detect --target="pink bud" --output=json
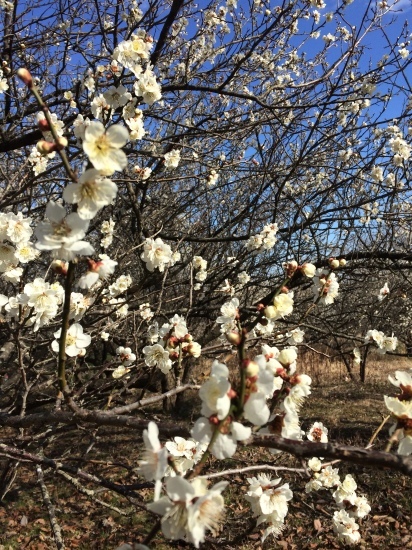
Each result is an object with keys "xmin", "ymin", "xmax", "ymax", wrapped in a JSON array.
[
  {"xmin": 38, "ymin": 119, "xmax": 50, "ymax": 132},
  {"xmin": 16, "ymin": 68, "xmax": 33, "ymax": 88}
]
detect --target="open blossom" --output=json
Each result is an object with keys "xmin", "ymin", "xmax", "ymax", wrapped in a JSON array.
[
  {"xmin": 193, "ymin": 255, "xmax": 207, "ymax": 271},
  {"xmin": 143, "ymin": 343, "xmax": 172, "ymax": 373},
  {"xmin": 313, "ymin": 269, "xmax": 339, "ymax": 304},
  {"xmin": 69, "ymin": 292, "xmax": 93, "ymax": 321},
  {"xmin": 113, "ymin": 34, "xmax": 153, "ymax": 74},
  {"xmin": 148, "ymin": 476, "xmax": 228, "ymax": 548},
  {"xmin": 52, "ymin": 323, "xmax": 91, "ymax": 357},
  {"xmin": 136, "ymin": 422, "xmax": 168, "ymax": 500},
  {"xmin": 333, "ymin": 474, "xmax": 357, "ymax": 505},
  {"xmin": 216, "ymin": 297, "xmax": 239, "ymax": 333},
  {"xmin": 0, "ymin": 243, "xmax": 17, "ymax": 272},
  {"xmin": 83, "ymin": 121, "xmax": 129, "ymax": 175},
  {"xmin": 164, "ymin": 149, "xmax": 181, "ymax": 169},
  {"xmin": 245, "ymin": 223, "xmax": 278, "ymax": 253},
  {"xmin": 378, "ymin": 282, "xmax": 389, "ymax": 301},
  {"xmin": 35, "ymin": 201, "xmax": 94, "ymax": 260},
  {"xmin": 63, "ymin": 169, "xmax": 118, "ymax": 220},
  {"xmin": 307, "ymin": 421, "xmax": 328, "ymax": 442},
  {"xmin": 0, "ymin": 211, "xmax": 33, "ymax": 243},
  {"xmin": 191, "ymin": 416, "xmax": 251, "ymax": 459},
  {"xmin": 116, "ymin": 346, "xmax": 136, "ymax": 366},
  {"xmin": 287, "ymin": 328, "xmax": 305, "ymax": 345},
  {"xmin": 199, "ymin": 361, "xmax": 231, "ymax": 419},
  {"xmin": 245, "ymin": 475, "xmax": 292, "ymax": 542},
  {"xmin": 365, "ymin": 329, "xmax": 397, "ymax": 354},
  {"xmin": 17, "ymin": 277, "xmax": 64, "ymax": 331},
  {"xmin": 332, "ymin": 509, "xmax": 361, "ymax": 545},
  {"xmin": 106, "ymin": 274, "xmax": 132, "ymax": 296},
  {"xmin": 384, "ymin": 369, "xmax": 412, "ymax": 455},
  {"xmin": 141, "ymin": 237, "xmax": 175, "ymax": 272},
  {"xmin": 78, "ymin": 254, "xmax": 118, "ymax": 289},
  {"xmin": 103, "ymin": 84, "xmax": 132, "ymax": 109},
  {"xmin": 134, "ymin": 67, "xmax": 162, "ymax": 105}
]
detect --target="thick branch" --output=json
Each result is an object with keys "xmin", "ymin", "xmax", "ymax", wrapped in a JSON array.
[{"xmin": 249, "ymin": 435, "xmax": 412, "ymax": 477}]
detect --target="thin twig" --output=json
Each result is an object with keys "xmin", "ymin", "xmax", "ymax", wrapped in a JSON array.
[{"xmin": 36, "ymin": 465, "xmax": 65, "ymax": 550}]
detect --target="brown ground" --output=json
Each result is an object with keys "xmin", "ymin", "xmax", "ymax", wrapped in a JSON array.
[{"xmin": 0, "ymin": 352, "xmax": 411, "ymax": 549}]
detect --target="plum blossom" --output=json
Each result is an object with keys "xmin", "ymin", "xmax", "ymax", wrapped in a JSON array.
[
  {"xmin": 83, "ymin": 121, "xmax": 129, "ymax": 175},
  {"xmin": 141, "ymin": 237, "xmax": 178, "ymax": 272},
  {"xmin": 78, "ymin": 254, "xmax": 118, "ymax": 289},
  {"xmin": 216, "ymin": 297, "xmax": 239, "ymax": 333},
  {"xmin": 307, "ymin": 421, "xmax": 328, "ymax": 442},
  {"xmin": 245, "ymin": 475, "xmax": 293, "ymax": 542},
  {"xmin": 134, "ymin": 67, "xmax": 162, "ymax": 105},
  {"xmin": 35, "ymin": 202, "xmax": 94, "ymax": 260},
  {"xmin": 191, "ymin": 416, "xmax": 251, "ymax": 459},
  {"xmin": 245, "ymin": 223, "xmax": 278, "ymax": 253},
  {"xmin": 147, "ymin": 476, "xmax": 227, "ymax": 548},
  {"xmin": 287, "ymin": 328, "xmax": 305, "ymax": 345},
  {"xmin": 199, "ymin": 361, "xmax": 231, "ymax": 420},
  {"xmin": 164, "ymin": 149, "xmax": 181, "ymax": 169},
  {"xmin": 378, "ymin": 282, "xmax": 389, "ymax": 301},
  {"xmin": 143, "ymin": 343, "xmax": 172, "ymax": 373},
  {"xmin": 63, "ymin": 169, "xmax": 118, "ymax": 220},
  {"xmin": 264, "ymin": 292, "xmax": 294, "ymax": 320},
  {"xmin": 52, "ymin": 323, "xmax": 91, "ymax": 357},
  {"xmin": 17, "ymin": 278, "xmax": 64, "ymax": 331},
  {"xmin": 103, "ymin": 84, "xmax": 132, "ymax": 109},
  {"xmin": 116, "ymin": 346, "xmax": 136, "ymax": 366},
  {"xmin": 313, "ymin": 269, "xmax": 339, "ymax": 304},
  {"xmin": 136, "ymin": 422, "xmax": 168, "ymax": 500},
  {"xmin": 332, "ymin": 510, "xmax": 361, "ymax": 545}
]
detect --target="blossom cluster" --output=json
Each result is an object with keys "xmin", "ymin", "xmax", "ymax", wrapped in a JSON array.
[
  {"xmin": 245, "ymin": 474, "xmax": 293, "ymax": 542},
  {"xmin": 193, "ymin": 255, "xmax": 207, "ymax": 290},
  {"xmin": 245, "ymin": 223, "xmax": 279, "ymax": 253},
  {"xmin": 312, "ymin": 268, "xmax": 340, "ymax": 305},
  {"xmin": 365, "ymin": 329, "xmax": 398, "ymax": 354},
  {"xmin": 141, "ymin": 237, "xmax": 180, "ymax": 272},
  {"xmin": 305, "ymin": 445, "xmax": 371, "ymax": 546},
  {"xmin": 143, "ymin": 314, "xmax": 201, "ymax": 374},
  {"xmin": 0, "ymin": 211, "xmax": 37, "ymax": 283},
  {"xmin": 136, "ymin": 423, "xmax": 222, "ymax": 547}
]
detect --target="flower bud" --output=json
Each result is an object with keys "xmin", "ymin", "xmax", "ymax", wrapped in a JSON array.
[
  {"xmin": 283, "ymin": 260, "xmax": 298, "ymax": 277},
  {"xmin": 55, "ymin": 137, "xmax": 68, "ymax": 150},
  {"xmin": 167, "ymin": 336, "xmax": 179, "ymax": 349},
  {"xmin": 17, "ymin": 68, "xmax": 33, "ymax": 88},
  {"xmin": 37, "ymin": 118, "xmax": 50, "ymax": 132},
  {"xmin": 339, "ymin": 258, "xmax": 347, "ymax": 267},
  {"xmin": 277, "ymin": 348, "xmax": 297, "ymax": 367},
  {"xmin": 36, "ymin": 140, "xmax": 57, "ymax": 154},
  {"xmin": 226, "ymin": 330, "xmax": 242, "ymax": 346},
  {"xmin": 329, "ymin": 258, "xmax": 340, "ymax": 269},
  {"xmin": 245, "ymin": 360, "xmax": 259, "ymax": 378},
  {"xmin": 300, "ymin": 262, "xmax": 316, "ymax": 278},
  {"xmin": 51, "ymin": 260, "xmax": 68, "ymax": 275},
  {"xmin": 264, "ymin": 305, "xmax": 276, "ymax": 319}
]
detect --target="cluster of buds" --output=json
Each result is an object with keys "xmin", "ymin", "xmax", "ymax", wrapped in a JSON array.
[
  {"xmin": 164, "ymin": 332, "xmax": 201, "ymax": 361},
  {"xmin": 329, "ymin": 258, "xmax": 347, "ymax": 269},
  {"xmin": 282, "ymin": 260, "xmax": 317, "ymax": 278}
]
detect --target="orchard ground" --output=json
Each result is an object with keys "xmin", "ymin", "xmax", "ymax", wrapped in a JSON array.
[{"xmin": 0, "ymin": 353, "xmax": 411, "ymax": 550}]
